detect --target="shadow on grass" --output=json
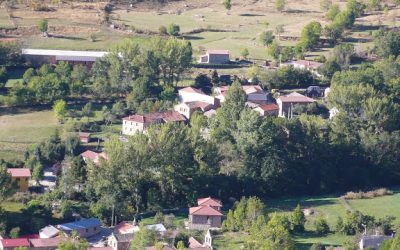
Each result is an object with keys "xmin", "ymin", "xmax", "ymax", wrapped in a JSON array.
[
  {"xmin": 352, "ymin": 24, "xmax": 384, "ymax": 32},
  {"xmin": 239, "ymin": 13, "xmax": 265, "ymax": 17},
  {"xmin": 343, "ymin": 37, "xmax": 371, "ymax": 43},
  {"xmin": 182, "ymin": 35, "xmax": 205, "ymax": 40},
  {"xmin": 50, "ymin": 34, "xmax": 87, "ymax": 41},
  {"xmin": 267, "ymin": 195, "xmax": 339, "ymax": 212}
]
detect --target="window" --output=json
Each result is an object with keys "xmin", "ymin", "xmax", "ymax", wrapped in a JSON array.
[{"xmin": 86, "ymin": 229, "xmax": 89, "ymax": 233}]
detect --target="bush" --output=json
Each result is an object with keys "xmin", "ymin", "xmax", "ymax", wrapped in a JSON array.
[
  {"xmin": 9, "ymin": 227, "xmax": 20, "ymax": 238},
  {"xmin": 0, "ymin": 67, "xmax": 8, "ymax": 88},
  {"xmin": 342, "ymin": 188, "xmax": 393, "ymax": 200},
  {"xmin": 159, "ymin": 25, "xmax": 168, "ymax": 35},
  {"xmin": 314, "ymin": 217, "xmax": 330, "ymax": 235},
  {"xmin": 168, "ymin": 24, "xmax": 180, "ymax": 36}
]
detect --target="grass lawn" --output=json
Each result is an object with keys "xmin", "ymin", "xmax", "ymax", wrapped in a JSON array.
[
  {"xmin": 1, "ymin": 201, "xmax": 25, "ymax": 213},
  {"xmin": 0, "ymin": 108, "xmax": 60, "ymax": 161},
  {"xmin": 347, "ymin": 192, "xmax": 400, "ymax": 225},
  {"xmin": 213, "ymin": 232, "xmax": 248, "ymax": 250}
]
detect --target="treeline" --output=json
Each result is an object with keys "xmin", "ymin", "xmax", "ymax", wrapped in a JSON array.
[{"xmin": 1, "ymin": 37, "xmax": 192, "ymax": 110}]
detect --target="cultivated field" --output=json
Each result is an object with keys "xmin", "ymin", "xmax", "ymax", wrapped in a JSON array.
[{"xmin": 1, "ymin": 0, "xmax": 397, "ymax": 60}]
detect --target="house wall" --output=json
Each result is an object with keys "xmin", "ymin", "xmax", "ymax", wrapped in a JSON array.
[
  {"xmin": 12, "ymin": 177, "xmax": 29, "ymax": 192},
  {"xmin": 208, "ymin": 54, "xmax": 229, "ymax": 64},
  {"xmin": 23, "ymin": 54, "xmax": 55, "ymax": 66},
  {"xmin": 122, "ymin": 120, "xmax": 145, "ymax": 135},
  {"xmin": 174, "ymin": 104, "xmax": 192, "ymax": 119},
  {"xmin": 247, "ymin": 93, "xmax": 268, "ymax": 102},
  {"xmin": 31, "ymin": 245, "xmax": 58, "ymax": 250},
  {"xmin": 278, "ymin": 101, "xmax": 311, "ymax": 118},
  {"xmin": 190, "ymin": 215, "xmax": 222, "ymax": 228},
  {"xmin": 64, "ymin": 225, "xmax": 100, "ymax": 238}
]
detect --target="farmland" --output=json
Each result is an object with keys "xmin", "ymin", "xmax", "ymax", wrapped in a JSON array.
[{"xmin": 1, "ymin": 0, "xmax": 397, "ymax": 59}]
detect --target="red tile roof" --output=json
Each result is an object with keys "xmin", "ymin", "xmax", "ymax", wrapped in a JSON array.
[
  {"xmin": 79, "ymin": 132, "xmax": 91, "ymax": 138},
  {"xmin": 123, "ymin": 111, "xmax": 186, "ymax": 124},
  {"xmin": 114, "ymin": 221, "xmax": 134, "ymax": 234},
  {"xmin": 278, "ymin": 92, "xmax": 315, "ymax": 103},
  {"xmin": 207, "ymin": 50, "xmax": 230, "ymax": 55},
  {"xmin": 29, "ymin": 238, "xmax": 60, "ymax": 247},
  {"xmin": 258, "ymin": 103, "xmax": 279, "ymax": 111},
  {"xmin": 0, "ymin": 238, "xmax": 30, "ymax": 247},
  {"xmin": 179, "ymin": 87, "xmax": 205, "ymax": 94},
  {"xmin": 7, "ymin": 168, "xmax": 31, "ymax": 178},
  {"xmin": 189, "ymin": 206, "xmax": 223, "ymax": 216},
  {"xmin": 197, "ymin": 197, "xmax": 222, "ymax": 207},
  {"xmin": 80, "ymin": 150, "xmax": 99, "ymax": 161}
]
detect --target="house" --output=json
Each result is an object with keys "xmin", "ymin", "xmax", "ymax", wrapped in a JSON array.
[
  {"xmin": 199, "ymin": 50, "xmax": 230, "ymax": 64},
  {"xmin": 281, "ymin": 60, "xmax": 323, "ymax": 76},
  {"xmin": 0, "ymin": 238, "xmax": 30, "ymax": 250},
  {"xmin": 80, "ymin": 150, "xmax": 107, "ymax": 165},
  {"xmin": 253, "ymin": 103, "xmax": 279, "ymax": 117},
  {"xmin": 57, "ymin": 218, "xmax": 101, "ymax": 238},
  {"xmin": 188, "ymin": 197, "xmax": 223, "ymax": 230},
  {"xmin": 305, "ymin": 86, "xmax": 323, "ymax": 98},
  {"xmin": 39, "ymin": 225, "xmax": 60, "ymax": 238},
  {"xmin": 214, "ymin": 85, "xmax": 270, "ymax": 104},
  {"xmin": 359, "ymin": 235, "xmax": 392, "ymax": 249},
  {"xmin": 22, "ymin": 49, "xmax": 107, "ymax": 68},
  {"xmin": 30, "ymin": 238, "xmax": 61, "ymax": 250},
  {"xmin": 175, "ymin": 87, "xmax": 219, "ymax": 119},
  {"xmin": 7, "ymin": 168, "xmax": 31, "ymax": 192},
  {"xmin": 122, "ymin": 111, "xmax": 186, "ymax": 135},
  {"xmin": 79, "ymin": 132, "xmax": 91, "ymax": 143},
  {"xmin": 178, "ymin": 87, "xmax": 216, "ymax": 105},
  {"xmin": 107, "ymin": 233, "xmax": 134, "ymax": 250},
  {"xmin": 174, "ymin": 102, "xmax": 215, "ymax": 119},
  {"xmin": 276, "ymin": 92, "xmax": 315, "ymax": 118},
  {"xmin": 113, "ymin": 221, "xmax": 134, "ymax": 235}
]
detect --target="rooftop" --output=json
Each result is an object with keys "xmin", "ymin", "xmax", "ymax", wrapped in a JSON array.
[
  {"xmin": 58, "ymin": 218, "xmax": 101, "ymax": 231},
  {"xmin": 22, "ymin": 49, "xmax": 108, "ymax": 58},
  {"xmin": 114, "ymin": 221, "xmax": 134, "ymax": 234},
  {"xmin": 30, "ymin": 238, "xmax": 60, "ymax": 247},
  {"xmin": 207, "ymin": 50, "xmax": 230, "ymax": 55},
  {"xmin": 257, "ymin": 103, "xmax": 279, "ymax": 112},
  {"xmin": 39, "ymin": 225, "xmax": 60, "ymax": 238},
  {"xmin": 0, "ymin": 238, "xmax": 30, "ymax": 247},
  {"xmin": 179, "ymin": 87, "xmax": 205, "ymax": 94},
  {"xmin": 189, "ymin": 206, "xmax": 223, "ymax": 216},
  {"xmin": 278, "ymin": 92, "xmax": 315, "ymax": 103},
  {"xmin": 7, "ymin": 168, "xmax": 31, "ymax": 178},
  {"xmin": 123, "ymin": 111, "xmax": 186, "ymax": 124},
  {"xmin": 197, "ymin": 197, "xmax": 222, "ymax": 207},
  {"xmin": 293, "ymin": 60, "xmax": 323, "ymax": 69},
  {"xmin": 146, "ymin": 224, "xmax": 166, "ymax": 232},
  {"xmin": 80, "ymin": 150, "xmax": 101, "ymax": 161}
]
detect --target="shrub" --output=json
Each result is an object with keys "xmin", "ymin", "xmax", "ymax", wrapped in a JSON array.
[
  {"xmin": 168, "ymin": 24, "xmax": 180, "ymax": 36},
  {"xmin": 342, "ymin": 188, "xmax": 393, "ymax": 200},
  {"xmin": 314, "ymin": 216, "xmax": 330, "ymax": 235},
  {"xmin": 159, "ymin": 25, "xmax": 168, "ymax": 35}
]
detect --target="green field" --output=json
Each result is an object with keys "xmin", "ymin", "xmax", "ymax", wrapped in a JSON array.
[{"xmin": 0, "ymin": 108, "xmax": 60, "ymax": 161}]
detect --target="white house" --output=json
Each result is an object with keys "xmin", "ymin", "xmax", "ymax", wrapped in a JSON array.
[
  {"xmin": 199, "ymin": 50, "xmax": 230, "ymax": 64},
  {"xmin": 175, "ymin": 87, "xmax": 219, "ymax": 119},
  {"xmin": 178, "ymin": 87, "xmax": 216, "ymax": 105},
  {"xmin": 281, "ymin": 60, "xmax": 324, "ymax": 77}
]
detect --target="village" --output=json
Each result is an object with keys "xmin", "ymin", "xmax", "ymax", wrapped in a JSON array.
[{"xmin": 1, "ymin": 0, "xmax": 400, "ymax": 250}]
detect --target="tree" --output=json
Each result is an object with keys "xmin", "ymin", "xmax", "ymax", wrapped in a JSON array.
[
  {"xmin": 347, "ymin": 0, "xmax": 366, "ymax": 18},
  {"xmin": 314, "ymin": 216, "xmax": 330, "ymax": 235},
  {"xmin": 158, "ymin": 25, "xmax": 167, "ymax": 35},
  {"xmin": 326, "ymin": 4, "xmax": 340, "ymax": 21},
  {"xmin": 275, "ymin": 24, "xmax": 285, "ymax": 39},
  {"xmin": 58, "ymin": 234, "xmax": 88, "ymax": 250},
  {"xmin": 259, "ymin": 31, "xmax": 274, "ymax": 46},
  {"xmin": 374, "ymin": 29, "xmax": 400, "ymax": 58},
  {"xmin": 64, "ymin": 133, "xmax": 80, "ymax": 156},
  {"xmin": 319, "ymin": 59, "xmax": 341, "ymax": 79},
  {"xmin": 223, "ymin": 0, "xmax": 232, "ymax": 12},
  {"xmin": 38, "ymin": 19, "xmax": 48, "ymax": 37},
  {"xmin": 167, "ymin": 23, "xmax": 180, "ymax": 36},
  {"xmin": 9, "ymin": 227, "xmax": 20, "ymax": 238},
  {"xmin": 299, "ymin": 21, "xmax": 322, "ymax": 50},
  {"xmin": 32, "ymin": 162, "xmax": 44, "ymax": 184},
  {"xmin": 268, "ymin": 40, "xmax": 281, "ymax": 60},
  {"xmin": 211, "ymin": 70, "xmax": 219, "ymax": 86},
  {"xmin": 0, "ymin": 41, "xmax": 21, "ymax": 66},
  {"xmin": 276, "ymin": 0, "xmax": 285, "ymax": 12},
  {"xmin": 131, "ymin": 225, "xmax": 158, "ymax": 250},
  {"xmin": 291, "ymin": 204, "xmax": 306, "ymax": 232},
  {"xmin": 0, "ymin": 67, "xmax": 7, "ymax": 88},
  {"xmin": 176, "ymin": 241, "xmax": 186, "ymax": 250},
  {"xmin": 81, "ymin": 102, "xmax": 93, "ymax": 117},
  {"xmin": 53, "ymin": 100, "xmax": 67, "ymax": 122},
  {"xmin": 241, "ymin": 48, "xmax": 249, "ymax": 59}
]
